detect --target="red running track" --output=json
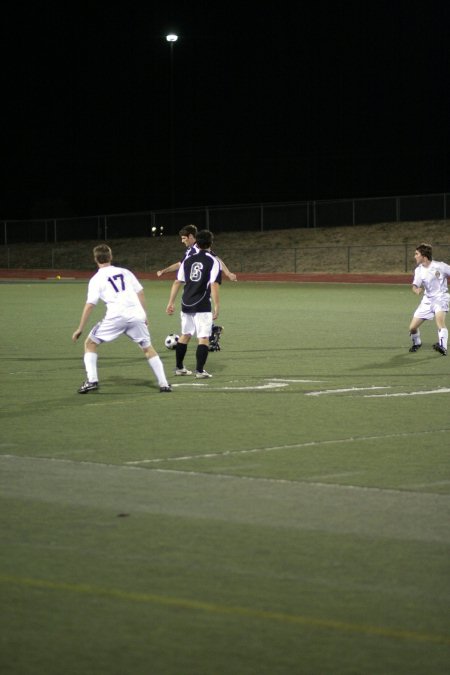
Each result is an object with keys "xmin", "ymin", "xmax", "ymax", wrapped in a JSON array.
[{"xmin": 0, "ymin": 269, "xmax": 410, "ymax": 284}]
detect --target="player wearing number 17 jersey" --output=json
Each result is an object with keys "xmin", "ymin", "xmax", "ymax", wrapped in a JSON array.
[{"xmin": 72, "ymin": 244, "xmax": 171, "ymax": 393}]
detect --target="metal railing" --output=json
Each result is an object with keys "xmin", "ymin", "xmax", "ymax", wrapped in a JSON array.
[
  {"xmin": 1, "ymin": 192, "xmax": 449, "ymax": 246},
  {"xmin": 1, "ymin": 242, "xmax": 449, "ymax": 275}
]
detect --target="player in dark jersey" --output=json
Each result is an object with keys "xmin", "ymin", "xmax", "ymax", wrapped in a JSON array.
[
  {"xmin": 157, "ymin": 224, "xmax": 237, "ymax": 281},
  {"xmin": 166, "ymin": 230, "xmax": 221, "ymax": 378}
]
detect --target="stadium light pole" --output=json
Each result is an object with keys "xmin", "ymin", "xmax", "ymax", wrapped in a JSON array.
[{"xmin": 166, "ymin": 33, "xmax": 178, "ymax": 208}]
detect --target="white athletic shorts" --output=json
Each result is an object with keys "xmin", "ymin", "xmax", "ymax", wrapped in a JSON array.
[
  {"xmin": 180, "ymin": 311, "xmax": 212, "ymax": 339},
  {"xmin": 414, "ymin": 296, "xmax": 449, "ymax": 320},
  {"xmin": 89, "ymin": 316, "xmax": 151, "ymax": 348}
]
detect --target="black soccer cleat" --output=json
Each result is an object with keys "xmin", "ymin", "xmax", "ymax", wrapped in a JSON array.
[
  {"xmin": 408, "ymin": 344, "xmax": 421, "ymax": 353},
  {"xmin": 432, "ymin": 343, "xmax": 447, "ymax": 356},
  {"xmin": 159, "ymin": 385, "xmax": 172, "ymax": 392},
  {"xmin": 209, "ymin": 324, "xmax": 223, "ymax": 352},
  {"xmin": 78, "ymin": 380, "xmax": 99, "ymax": 394}
]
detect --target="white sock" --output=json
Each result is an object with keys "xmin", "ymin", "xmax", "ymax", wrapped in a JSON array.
[
  {"xmin": 84, "ymin": 352, "xmax": 98, "ymax": 382},
  {"xmin": 148, "ymin": 355, "xmax": 169, "ymax": 387},
  {"xmin": 438, "ymin": 328, "xmax": 448, "ymax": 350},
  {"xmin": 411, "ymin": 330, "xmax": 421, "ymax": 346}
]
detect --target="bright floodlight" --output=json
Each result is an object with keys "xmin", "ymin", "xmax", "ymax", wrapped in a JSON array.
[{"xmin": 166, "ymin": 34, "xmax": 178, "ymax": 42}]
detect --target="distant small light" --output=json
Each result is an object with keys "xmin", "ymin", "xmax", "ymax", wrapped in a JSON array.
[
  {"xmin": 166, "ymin": 34, "xmax": 178, "ymax": 43},
  {"xmin": 151, "ymin": 226, "xmax": 157, "ymax": 232}
]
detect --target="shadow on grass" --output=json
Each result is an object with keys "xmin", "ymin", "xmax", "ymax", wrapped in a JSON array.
[{"xmin": 350, "ymin": 351, "xmax": 444, "ymax": 371}]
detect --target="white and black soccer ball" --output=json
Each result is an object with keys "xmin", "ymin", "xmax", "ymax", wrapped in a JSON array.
[{"xmin": 165, "ymin": 333, "xmax": 179, "ymax": 350}]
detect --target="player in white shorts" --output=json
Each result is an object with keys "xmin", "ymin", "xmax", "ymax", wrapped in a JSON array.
[
  {"xmin": 408, "ymin": 243, "xmax": 450, "ymax": 356},
  {"xmin": 166, "ymin": 229, "xmax": 221, "ymax": 378},
  {"xmin": 72, "ymin": 244, "xmax": 171, "ymax": 392}
]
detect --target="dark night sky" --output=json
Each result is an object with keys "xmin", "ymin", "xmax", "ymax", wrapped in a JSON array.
[{"xmin": 1, "ymin": 1, "xmax": 449, "ymax": 219}]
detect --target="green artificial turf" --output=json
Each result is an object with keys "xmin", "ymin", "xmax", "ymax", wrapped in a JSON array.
[{"xmin": 0, "ymin": 280, "xmax": 449, "ymax": 674}]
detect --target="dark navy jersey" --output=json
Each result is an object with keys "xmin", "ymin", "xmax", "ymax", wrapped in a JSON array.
[
  {"xmin": 177, "ymin": 250, "xmax": 221, "ymax": 313},
  {"xmin": 180, "ymin": 244, "xmax": 200, "ymax": 263},
  {"xmin": 181, "ymin": 244, "xmax": 223, "ymax": 284}
]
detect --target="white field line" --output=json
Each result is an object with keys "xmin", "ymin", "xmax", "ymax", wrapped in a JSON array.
[
  {"xmin": 172, "ymin": 382, "xmax": 289, "ymax": 391},
  {"xmin": 265, "ymin": 378, "xmax": 324, "ymax": 383},
  {"xmin": 2, "ymin": 454, "xmax": 448, "ymax": 497},
  {"xmin": 172, "ymin": 377, "xmax": 324, "ymax": 391},
  {"xmin": 171, "ymin": 382, "xmax": 208, "ymax": 387},
  {"xmin": 148, "ymin": 468, "xmax": 450, "ymax": 497},
  {"xmin": 306, "ymin": 386, "xmax": 390, "ymax": 396},
  {"xmin": 302, "ymin": 471, "xmax": 362, "ymax": 481},
  {"xmin": 125, "ymin": 428, "xmax": 450, "ymax": 465},
  {"xmin": 399, "ymin": 480, "xmax": 450, "ymax": 489},
  {"xmin": 171, "ymin": 379, "xmax": 450, "ymax": 398},
  {"xmin": 80, "ymin": 383, "xmax": 450, "ymax": 409},
  {"xmin": 364, "ymin": 388, "xmax": 450, "ymax": 398}
]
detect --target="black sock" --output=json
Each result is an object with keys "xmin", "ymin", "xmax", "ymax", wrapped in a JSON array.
[
  {"xmin": 196, "ymin": 344, "xmax": 209, "ymax": 372},
  {"xmin": 175, "ymin": 342, "xmax": 188, "ymax": 369}
]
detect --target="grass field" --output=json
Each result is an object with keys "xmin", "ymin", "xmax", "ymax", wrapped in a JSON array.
[{"xmin": 1, "ymin": 278, "xmax": 449, "ymax": 675}]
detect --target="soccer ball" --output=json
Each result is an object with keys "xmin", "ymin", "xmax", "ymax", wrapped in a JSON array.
[{"xmin": 165, "ymin": 333, "xmax": 179, "ymax": 350}]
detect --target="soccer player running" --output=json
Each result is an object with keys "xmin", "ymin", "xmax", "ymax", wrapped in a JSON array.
[
  {"xmin": 166, "ymin": 229, "xmax": 221, "ymax": 378},
  {"xmin": 408, "ymin": 242, "xmax": 450, "ymax": 355},
  {"xmin": 72, "ymin": 244, "xmax": 172, "ymax": 393}
]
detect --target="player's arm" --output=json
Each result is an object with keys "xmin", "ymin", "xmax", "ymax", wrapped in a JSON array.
[
  {"xmin": 72, "ymin": 303, "xmax": 95, "ymax": 341},
  {"xmin": 411, "ymin": 284, "xmax": 423, "ymax": 296},
  {"xmin": 157, "ymin": 262, "xmax": 182, "ymax": 277},
  {"xmin": 211, "ymin": 282, "xmax": 220, "ymax": 320},
  {"xmin": 166, "ymin": 280, "xmax": 182, "ymax": 315},
  {"xmin": 137, "ymin": 289, "xmax": 149, "ymax": 320},
  {"xmin": 216, "ymin": 256, "xmax": 237, "ymax": 282}
]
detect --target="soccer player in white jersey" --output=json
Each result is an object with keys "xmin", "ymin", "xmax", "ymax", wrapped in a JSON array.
[
  {"xmin": 72, "ymin": 244, "xmax": 172, "ymax": 393},
  {"xmin": 409, "ymin": 243, "xmax": 450, "ymax": 356}
]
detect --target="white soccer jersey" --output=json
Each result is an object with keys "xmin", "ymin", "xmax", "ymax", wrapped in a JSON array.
[
  {"xmin": 86, "ymin": 265, "xmax": 146, "ymax": 320},
  {"xmin": 412, "ymin": 261, "xmax": 450, "ymax": 301}
]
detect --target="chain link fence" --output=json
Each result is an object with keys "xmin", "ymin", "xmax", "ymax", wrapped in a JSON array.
[
  {"xmin": 2, "ymin": 192, "xmax": 449, "ymax": 245},
  {"xmin": 1, "ymin": 240, "xmax": 449, "ymax": 275}
]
